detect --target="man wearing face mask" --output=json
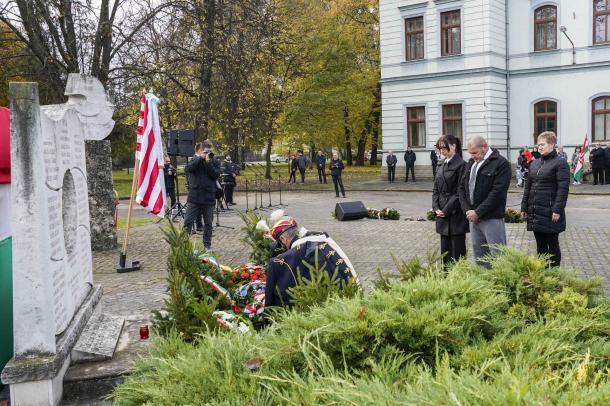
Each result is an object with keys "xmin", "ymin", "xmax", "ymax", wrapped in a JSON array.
[{"xmin": 184, "ymin": 140, "xmax": 220, "ymax": 249}]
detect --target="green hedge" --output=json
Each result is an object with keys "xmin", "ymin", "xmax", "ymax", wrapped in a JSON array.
[{"xmin": 112, "ymin": 248, "xmax": 610, "ymax": 405}]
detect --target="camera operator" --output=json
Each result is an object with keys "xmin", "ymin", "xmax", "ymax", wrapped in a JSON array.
[
  {"xmin": 221, "ymin": 155, "xmax": 239, "ymax": 205},
  {"xmin": 184, "ymin": 140, "xmax": 220, "ymax": 249},
  {"xmin": 163, "ymin": 157, "xmax": 177, "ymax": 208}
]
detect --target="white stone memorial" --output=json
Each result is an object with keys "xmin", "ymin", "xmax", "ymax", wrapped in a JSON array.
[{"xmin": 1, "ymin": 74, "xmax": 115, "ymax": 405}]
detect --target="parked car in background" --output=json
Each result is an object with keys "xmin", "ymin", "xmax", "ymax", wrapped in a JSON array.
[{"xmin": 270, "ymin": 154, "xmax": 289, "ymax": 163}]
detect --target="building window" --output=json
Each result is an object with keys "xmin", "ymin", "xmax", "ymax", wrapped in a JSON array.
[
  {"xmin": 594, "ymin": 0, "xmax": 610, "ymax": 44},
  {"xmin": 441, "ymin": 10, "xmax": 461, "ymax": 56},
  {"xmin": 534, "ymin": 100, "xmax": 557, "ymax": 142},
  {"xmin": 405, "ymin": 16, "xmax": 424, "ymax": 61},
  {"xmin": 534, "ymin": 5, "xmax": 557, "ymax": 51},
  {"xmin": 593, "ymin": 96, "xmax": 610, "ymax": 141},
  {"xmin": 442, "ymin": 104, "xmax": 462, "ymax": 140},
  {"xmin": 407, "ymin": 107, "xmax": 426, "ymax": 147}
]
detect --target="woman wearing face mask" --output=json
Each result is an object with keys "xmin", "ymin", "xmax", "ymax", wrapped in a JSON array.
[
  {"xmin": 432, "ymin": 134, "xmax": 469, "ymax": 269},
  {"xmin": 521, "ymin": 131, "xmax": 570, "ymax": 267}
]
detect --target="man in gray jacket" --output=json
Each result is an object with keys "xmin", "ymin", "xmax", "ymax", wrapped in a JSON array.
[{"xmin": 296, "ymin": 151, "xmax": 309, "ymax": 183}]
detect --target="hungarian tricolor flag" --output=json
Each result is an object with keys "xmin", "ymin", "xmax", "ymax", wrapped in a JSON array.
[
  {"xmin": 135, "ymin": 93, "xmax": 166, "ymax": 216},
  {"xmin": 573, "ymin": 134, "xmax": 589, "ymax": 184}
]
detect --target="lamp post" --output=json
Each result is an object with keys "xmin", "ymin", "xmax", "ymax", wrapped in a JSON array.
[{"xmin": 560, "ymin": 26, "xmax": 576, "ymax": 65}]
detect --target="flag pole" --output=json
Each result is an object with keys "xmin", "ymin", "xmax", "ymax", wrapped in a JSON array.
[
  {"xmin": 117, "ymin": 156, "xmax": 141, "ymax": 272},
  {"xmin": 117, "ymin": 91, "xmax": 147, "ymax": 273}
]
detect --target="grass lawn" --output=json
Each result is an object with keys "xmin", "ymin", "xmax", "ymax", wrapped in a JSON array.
[
  {"xmin": 116, "ymin": 217, "xmax": 159, "ymax": 230},
  {"xmin": 112, "ymin": 162, "xmax": 381, "ymax": 198}
]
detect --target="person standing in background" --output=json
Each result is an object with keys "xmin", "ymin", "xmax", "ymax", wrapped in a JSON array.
[
  {"xmin": 163, "ymin": 157, "xmax": 177, "ymax": 208},
  {"xmin": 316, "ymin": 151, "xmax": 327, "ymax": 184},
  {"xmin": 605, "ymin": 142, "xmax": 610, "ymax": 184},
  {"xmin": 386, "ymin": 151, "xmax": 397, "ymax": 183},
  {"xmin": 296, "ymin": 151, "xmax": 309, "ymax": 183},
  {"xmin": 570, "ymin": 146, "xmax": 581, "ymax": 185},
  {"xmin": 432, "ymin": 135, "xmax": 468, "ymax": 269},
  {"xmin": 404, "ymin": 147, "xmax": 416, "ymax": 182},
  {"xmin": 590, "ymin": 143, "xmax": 606, "ymax": 185},
  {"xmin": 330, "ymin": 152, "xmax": 346, "ymax": 198},
  {"xmin": 221, "ymin": 155, "xmax": 238, "ymax": 205},
  {"xmin": 521, "ymin": 132, "xmax": 570, "ymax": 267},
  {"xmin": 288, "ymin": 154, "xmax": 297, "ymax": 184},
  {"xmin": 430, "ymin": 149, "xmax": 439, "ymax": 179},
  {"xmin": 459, "ymin": 135, "xmax": 511, "ymax": 268},
  {"xmin": 532, "ymin": 146, "xmax": 541, "ymax": 159},
  {"xmin": 557, "ymin": 146, "xmax": 567, "ymax": 161}
]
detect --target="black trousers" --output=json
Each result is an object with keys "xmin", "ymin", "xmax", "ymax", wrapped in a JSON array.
[
  {"xmin": 224, "ymin": 184, "xmax": 235, "ymax": 203},
  {"xmin": 387, "ymin": 166, "xmax": 396, "ymax": 182},
  {"xmin": 440, "ymin": 234, "xmax": 466, "ymax": 268},
  {"xmin": 432, "ymin": 164, "xmax": 437, "ymax": 179},
  {"xmin": 592, "ymin": 167, "xmax": 604, "ymax": 185},
  {"xmin": 299, "ymin": 167, "xmax": 306, "ymax": 183},
  {"xmin": 606, "ymin": 167, "xmax": 610, "ymax": 185},
  {"xmin": 288, "ymin": 170, "xmax": 296, "ymax": 183},
  {"xmin": 332, "ymin": 175, "xmax": 345, "ymax": 197},
  {"xmin": 317, "ymin": 167, "xmax": 327, "ymax": 183},
  {"xmin": 166, "ymin": 188, "xmax": 176, "ymax": 208},
  {"xmin": 405, "ymin": 165, "xmax": 415, "ymax": 182},
  {"xmin": 184, "ymin": 202, "xmax": 215, "ymax": 249},
  {"xmin": 533, "ymin": 232, "xmax": 561, "ymax": 267}
]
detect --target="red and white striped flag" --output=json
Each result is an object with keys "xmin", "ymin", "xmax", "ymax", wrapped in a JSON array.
[{"xmin": 135, "ymin": 93, "xmax": 166, "ymax": 216}]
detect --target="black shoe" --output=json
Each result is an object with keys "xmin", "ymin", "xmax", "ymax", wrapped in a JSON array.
[{"xmin": 336, "ymin": 195, "xmax": 339, "ymax": 198}]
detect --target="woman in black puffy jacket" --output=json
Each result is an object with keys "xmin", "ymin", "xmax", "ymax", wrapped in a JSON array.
[{"xmin": 521, "ymin": 131, "xmax": 570, "ymax": 267}]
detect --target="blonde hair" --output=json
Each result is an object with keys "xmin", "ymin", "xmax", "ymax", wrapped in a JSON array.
[{"xmin": 537, "ymin": 131, "xmax": 557, "ymax": 145}]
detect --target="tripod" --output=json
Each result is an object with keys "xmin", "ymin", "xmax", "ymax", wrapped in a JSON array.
[
  {"xmin": 158, "ymin": 159, "xmax": 186, "ymax": 223},
  {"xmin": 214, "ymin": 194, "xmax": 234, "ymax": 229}
]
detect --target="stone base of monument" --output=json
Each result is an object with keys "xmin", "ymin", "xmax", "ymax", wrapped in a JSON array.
[
  {"xmin": 71, "ymin": 314, "xmax": 125, "ymax": 363},
  {"xmin": 62, "ymin": 317, "xmax": 151, "ymax": 404},
  {"xmin": 1, "ymin": 286, "xmax": 103, "ymax": 406}
]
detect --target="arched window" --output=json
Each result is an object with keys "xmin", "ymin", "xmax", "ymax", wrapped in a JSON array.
[
  {"xmin": 534, "ymin": 100, "xmax": 557, "ymax": 142},
  {"xmin": 534, "ymin": 5, "xmax": 557, "ymax": 51},
  {"xmin": 594, "ymin": 0, "xmax": 610, "ymax": 44},
  {"xmin": 592, "ymin": 96, "xmax": 610, "ymax": 141}
]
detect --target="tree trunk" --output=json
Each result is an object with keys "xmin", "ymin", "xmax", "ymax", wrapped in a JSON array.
[
  {"xmin": 343, "ymin": 105, "xmax": 353, "ymax": 165},
  {"xmin": 265, "ymin": 136, "xmax": 272, "ymax": 179},
  {"xmin": 370, "ymin": 83, "xmax": 381, "ymax": 166},
  {"xmin": 197, "ymin": 0, "xmax": 217, "ymax": 141}
]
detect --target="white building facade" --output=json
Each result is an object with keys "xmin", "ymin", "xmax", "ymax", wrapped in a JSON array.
[{"xmin": 380, "ymin": 0, "xmax": 610, "ymax": 171}]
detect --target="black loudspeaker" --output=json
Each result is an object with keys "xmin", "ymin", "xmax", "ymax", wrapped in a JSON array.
[
  {"xmin": 167, "ymin": 129, "xmax": 195, "ymax": 157},
  {"xmin": 335, "ymin": 201, "xmax": 367, "ymax": 221}
]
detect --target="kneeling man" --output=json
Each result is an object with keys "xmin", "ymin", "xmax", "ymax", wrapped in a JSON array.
[{"xmin": 264, "ymin": 215, "xmax": 359, "ymax": 307}]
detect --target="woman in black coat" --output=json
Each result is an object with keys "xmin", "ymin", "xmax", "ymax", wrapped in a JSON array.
[
  {"xmin": 432, "ymin": 134, "xmax": 469, "ymax": 268},
  {"xmin": 521, "ymin": 131, "xmax": 570, "ymax": 267}
]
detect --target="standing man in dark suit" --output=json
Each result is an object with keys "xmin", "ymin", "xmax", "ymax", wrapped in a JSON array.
[
  {"xmin": 296, "ymin": 151, "xmax": 309, "ymax": 183},
  {"xmin": 184, "ymin": 140, "xmax": 220, "ymax": 249},
  {"xmin": 386, "ymin": 151, "xmax": 397, "ymax": 183},
  {"xmin": 590, "ymin": 143, "xmax": 606, "ymax": 185},
  {"xmin": 604, "ymin": 141, "xmax": 610, "ymax": 184},
  {"xmin": 163, "ymin": 157, "xmax": 177, "ymax": 209},
  {"xmin": 430, "ymin": 149, "xmax": 439, "ymax": 179},
  {"xmin": 221, "ymin": 155, "xmax": 238, "ymax": 205},
  {"xmin": 459, "ymin": 135, "xmax": 511, "ymax": 268},
  {"xmin": 316, "ymin": 151, "xmax": 327, "ymax": 184},
  {"xmin": 403, "ymin": 147, "xmax": 416, "ymax": 182}
]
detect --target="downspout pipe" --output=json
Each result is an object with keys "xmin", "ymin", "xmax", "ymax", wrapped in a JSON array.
[{"xmin": 505, "ymin": 0, "xmax": 511, "ymax": 162}]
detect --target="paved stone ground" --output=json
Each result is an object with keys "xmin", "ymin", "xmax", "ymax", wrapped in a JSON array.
[{"xmin": 95, "ymin": 190, "xmax": 610, "ymax": 318}]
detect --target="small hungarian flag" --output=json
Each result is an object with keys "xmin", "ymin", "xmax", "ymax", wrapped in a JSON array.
[{"xmin": 573, "ymin": 134, "xmax": 589, "ymax": 184}]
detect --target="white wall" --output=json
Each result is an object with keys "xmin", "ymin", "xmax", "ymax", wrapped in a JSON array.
[
  {"xmin": 510, "ymin": 68, "xmax": 610, "ymax": 150},
  {"xmin": 381, "ymin": 72, "xmax": 507, "ymax": 166},
  {"xmin": 380, "ymin": 0, "xmax": 507, "ymax": 81},
  {"xmin": 509, "ymin": 0, "xmax": 610, "ymax": 71}
]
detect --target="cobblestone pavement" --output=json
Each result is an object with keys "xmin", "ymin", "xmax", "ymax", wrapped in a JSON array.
[{"xmin": 96, "ymin": 190, "xmax": 610, "ymax": 317}]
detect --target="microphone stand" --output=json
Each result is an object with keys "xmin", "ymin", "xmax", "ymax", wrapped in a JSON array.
[
  {"xmin": 245, "ymin": 178, "xmax": 249, "ymax": 210},
  {"xmin": 257, "ymin": 163, "xmax": 273, "ymax": 208},
  {"xmin": 249, "ymin": 164, "xmax": 268, "ymax": 211}
]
